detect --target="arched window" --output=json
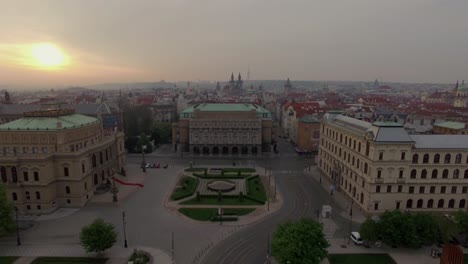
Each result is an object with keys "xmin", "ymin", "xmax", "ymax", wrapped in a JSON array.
[
  {"xmin": 455, "ymin": 154, "xmax": 462, "ymax": 164},
  {"xmin": 434, "ymin": 154, "xmax": 440, "ymax": 164},
  {"xmin": 406, "ymin": 199, "xmax": 413, "ymax": 209},
  {"xmin": 453, "ymin": 169, "xmax": 460, "ymax": 179},
  {"xmin": 94, "ymin": 174, "xmax": 98, "ymax": 185},
  {"xmin": 65, "ymin": 186, "xmax": 70, "ymax": 194},
  {"xmin": 411, "ymin": 169, "xmax": 417, "ymax": 179},
  {"xmin": 427, "ymin": 199, "xmax": 434, "ymax": 208},
  {"xmin": 445, "ymin": 154, "xmax": 451, "ymax": 164},
  {"xmin": 421, "ymin": 169, "xmax": 427, "ymax": 179},
  {"xmin": 417, "ymin": 199, "xmax": 423, "ymax": 208},
  {"xmin": 12, "ymin": 192, "xmax": 17, "ymax": 201},
  {"xmin": 432, "ymin": 169, "xmax": 438, "ymax": 179},
  {"xmin": 465, "ymin": 169, "xmax": 468, "ymax": 179},
  {"xmin": 423, "ymin": 154, "xmax": 429, "ymax": 164},
  {"xmin": 364, "ymin": 163, "xmax": 368, "ymax": 174},
  {"xmin": 11, "ymin": 167, "xmax": 17, "ymax": 183},
  {"xmin": 459, "ymin": 199, "xmax": 466, "ymax": 209},
  {"xmin": 0, "ymin": 167, "xmax": 6, "ymax": 182},
  {"xmin": 35, "ymin": 191, "xmax": 41, "ymax": 200},
  {"xmin": 81, "ymin": 162, "xmax": 85, "ymax": 174},
  {"xmin": 442, "ymin": 169, "xmax": 449, "ymax": 179},
  {"xmin": 92, "ymin": 154, "xmax": 96, "ymax": 168},
  {"xmin": 412, "ymin": 154, "xmax": 418, "ymax": 164},
  {"xmin": 99, "ymin": 152, "xmax": 103, "ymax": 164},
  {"xmin": 438, "ymin": 199, "xmax": 444, "ymax": 208},
  {"xmin": 448, "ymin": 199, "xmax": 455, "ymax": 208},
  {"xmin": 25, "ymin": 191, "xmax": 30, "ymax": 200}
]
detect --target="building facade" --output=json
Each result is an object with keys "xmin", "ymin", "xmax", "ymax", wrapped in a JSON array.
[
  {"xmin": 0, "ymin": 109, "xmax": 126, "ymax": 215},
  {"xmin": 172, "ymin": 103, "xmax": 278, "ymax": 155},
  {"xmin": 319, "ymin": 114, "xmax": 468, "ymax": 215}
]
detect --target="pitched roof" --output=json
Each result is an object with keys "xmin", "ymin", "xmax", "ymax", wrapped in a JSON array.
[
  {"xmin": 434, "ymin": 121, "xmax": 466, "ymax": 130},
  {"xmin": 410, "ymin": 135, "xmax": 468, "ymax": 149}
]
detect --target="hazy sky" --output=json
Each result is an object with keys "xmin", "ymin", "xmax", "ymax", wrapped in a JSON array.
[{"xmin": 0, "ymin": 0, "xmax": 467, "ymax": 86}]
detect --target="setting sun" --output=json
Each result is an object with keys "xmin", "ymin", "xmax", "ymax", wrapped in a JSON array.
[{"xmin": 30, "ymin": 43, "xmax": 68, "ymax": 69}]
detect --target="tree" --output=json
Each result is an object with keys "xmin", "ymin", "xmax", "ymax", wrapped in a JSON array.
[
  {"xmin": 454, "ymin": 211, "xmax": 468, "ymax": 237},
  {"xmin": 359, "ymin": 218, "xmax": 380, "ymax": 242},
  {"xmin": 271, "ymin": 218, "xmax": 329, "ymax": 264},
  {"xmin": 80, "ymin": 219, "xmax": 117, "ymax": 253},
  {"xmin": 0, "ymin": 185, "xmax": 14, "ymax": 236},
  {"xmin": 151, "ymin": 122, "xmax": 172, "ymax": 145}
]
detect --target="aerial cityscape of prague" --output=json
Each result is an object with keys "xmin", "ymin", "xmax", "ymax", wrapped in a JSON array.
[{"xmin": 0, "ymin": 1, "xmax": 468, "ymax": 264}]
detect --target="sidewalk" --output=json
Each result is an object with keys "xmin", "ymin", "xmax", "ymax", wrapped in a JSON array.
[
  {"xmin": 0, "ymin": 244, "xmax": 171, "ymax": 264},
  {"xmin": 304, "ymin": 166, "xmax": 367, "ymax": 223}
]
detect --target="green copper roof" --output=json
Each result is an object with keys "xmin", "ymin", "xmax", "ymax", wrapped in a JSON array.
[
  {"xmin": 434, "ymin": 121, "xmax": 465, "ymax": 130},
  {"xmin": 0, "ymin": 114, "xmax": 99, "ymax": 131},
  {"xmin": 372, "ymin": 121, "xmax": 403, "ymax": 127},
  {"xmin": 181, "ymin": 103, "xmax": 271, "ymax": 118}
]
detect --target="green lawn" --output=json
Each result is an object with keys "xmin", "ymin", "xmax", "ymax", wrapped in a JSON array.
[
  {"xmin": 180, "ymin": 196, "xmax": 263, "ymax": 205},
  {"xmin": 170, "ymin": 177, "xmax": 199, "ymax": 200},
  {"xmin": 464, "ymin": 254, "xmax": 468, "ymax": 264},
  {"xmin": 31, "ymin": 257, "xmax": 108, "ymax": 264},
  {"xmin": 184, "ymin": 167, "xmax": 206, "ymax": 172},
  {"xmin": 178, "ymin": 208, "xmax": 255, "ymax": 221},
  {"xmin": 0, "ymin": 257, "xmax": 18, "ymax": 264},
  {"xmin": 328, "ymin": 254, "xmax": 396, "ymax": 264},
  {"xmin": 222, "ymin": 168, "xmax": 256, "ymax": 173},
  {"xmin": 246, "ymin": 176, "xmax": 267, "ymax": 202}
]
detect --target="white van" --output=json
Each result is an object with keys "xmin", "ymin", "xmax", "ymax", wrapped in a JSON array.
[{"xmin": 350, "ymin": 232, "xmax": 363, "ymax": 245}]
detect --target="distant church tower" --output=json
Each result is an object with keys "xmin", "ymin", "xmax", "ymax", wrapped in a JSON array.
[
  {"xmin": 4, "ymin": 90, "xmax": 11, "ymax": 104},
  {"xmin": 284, "ymin": 78, "xmax": 292, "ymax": 94},
  {"xmin": 454, "ymin": 80, "xmax": 467, "ymax": 108}
]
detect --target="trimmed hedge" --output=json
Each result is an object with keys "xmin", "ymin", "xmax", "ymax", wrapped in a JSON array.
[
  {"xmin": 193, "ymin": 173, "xmax": 246, "ymax": 179},
  {"xmin": 180, "ymin": 195, "xmax": 263, "ymax": 205},
  {"xmin": 246, "ymin": 176, "xmax": 267, "ymax": 202},
  {"xmin": 170, "ymin": 177, "xmax": 199, "ymax": 200},
  {"xmin": 184, "ymin": 168, "xmax": 206, "ymax": 172}
]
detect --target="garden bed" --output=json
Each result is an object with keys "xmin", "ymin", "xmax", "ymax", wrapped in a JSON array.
[
  {"xmin": 170, "ymin": 177, "xmax": 199, "ymax": 200},
  {"xmin": 178, "ymin": 208, "xmax": 255, "ymax": 221}
]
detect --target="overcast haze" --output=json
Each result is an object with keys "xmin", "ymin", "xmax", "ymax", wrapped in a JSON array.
[{"xmin": 0, "ymin": 0, "xmax": 467, "ymax": 86}]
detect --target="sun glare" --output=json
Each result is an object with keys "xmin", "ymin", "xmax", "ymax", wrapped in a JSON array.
[{"xmin": 30, "ymin": 43, "xmax": 68, "ymax": 69}]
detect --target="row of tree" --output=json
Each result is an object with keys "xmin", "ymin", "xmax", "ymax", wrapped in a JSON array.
[
  {"xmin": 359, "ymin": 210, "xmax": 468, "ymax": 248},
  {"xmin": 123, "ymin": 105, "xmax": 173, "ymax": 153}
]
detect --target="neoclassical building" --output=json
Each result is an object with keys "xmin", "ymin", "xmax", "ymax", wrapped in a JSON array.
[
  {"xmin": 0, "ymin": 109, "xmax": 126, "ymax": 214},
  {"xmin": 172, "ymin": 103, "xmax": 279, "ymax": 155},
  {"xmin": 318, "ymin": 114, "xmax": 468, "ymax": 214}
]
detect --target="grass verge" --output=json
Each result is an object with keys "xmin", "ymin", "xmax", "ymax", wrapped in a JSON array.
[
  {"xmin": 328, "ymin": 254, "xmax": 396, "ymax": 264},
  {"xmin": 246, "ymin": 176, "xmax": 267, "ymax": 202},
  {"xmin": 171, "ymin": 177, "xmax": 199, "ymax": 200},
  {"xmin": 31, "ymin": 257, "xmax": 108, "ymax": 264},
  {"xmin": 180, "ymin": 196, "xmax": 262, "ymax": 205},
  {"xmin": 178, "ymin": 208, "xmax": 255, "ymax": 221},
  {"xmin": 0, "ymin": 257, "xmax": 18, "ymax": 264}
]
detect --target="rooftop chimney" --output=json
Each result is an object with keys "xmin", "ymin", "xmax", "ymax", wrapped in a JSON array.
[{"xmin": 56, "ymin": 121, "xmax": 62, "ymax": 129}]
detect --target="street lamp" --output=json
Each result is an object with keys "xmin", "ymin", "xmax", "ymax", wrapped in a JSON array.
[
  {"xmin": 267, "ymin": 170, "xmax": 271, "ymax": 211},
  {"xmin": 111, "ymin": 180, "xmax": 119, "ymax": 202},
  {"xmin": 15, "ymin": 207, "xmax": 21, "ymax": 246},
  {"xmin": 122, "ymin": 211, "xmax": 128, "ymax": 248},
  {"xmin": 141, "ymin": 145, "xmax": 147, "ymax": 172}
]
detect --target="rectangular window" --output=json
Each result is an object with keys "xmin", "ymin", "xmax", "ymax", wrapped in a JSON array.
[
  {"xmin": 401, "ymin": 152, "xmax": 406, "ymax": 160},
  {"xmin": 463, "ymin": 186, "xmax": 468, "ymax": 194},
  {"xmin": 399, "ymin": 170, "xmax": 404, "ymax": 178},
  {"xmin": 377, "ymin": 171, "xmax": 382, "ymax": 178},
  {"xmin": 396, "ymin": 201, "xmax": 401, "ymax": 209},
  {"xmin": 374, "ymin": 203, "xmax": 379, "ymax": 210},
  {"xmin": 430, "ymin": 186, "xmax": 435, "ymax": 194},
  {"xmin": 441, "ymin": 186, "xmax": 446, "ymax": 194},
  {"xmin": 409, "ymin": 186, "xmax": 414, "ymax": 193},
  {"xmin": 376, "ymin": 185, "xmax": 381, "ymax": 193},
  {"xmin": 398, "ymin": 185, "xmax": 402, "ymax": 192},
  {"xmin": 34, "ymin": 172, "xmax": 39, "ymax": 181},
  {"xmin": 387, "ymin": 185, "xmax": 392, "ymax": 193},
  {"xmin": 23, "ymin": 172, "xmax": 28, "ymax": 181},
  {"xmin": 451, "ymin": 186, "xmax": 457, "ymax": 194},
  {"xmin": 64, "ymin": 167, "xmax": 69, "ymax": 177},
  {"xmin": 419, "ymin": 186, "xmax": 425, "ymax": 194},
  {"xmin": 379, "ymin": 152, "xmax": 383, "ymax": 160}
]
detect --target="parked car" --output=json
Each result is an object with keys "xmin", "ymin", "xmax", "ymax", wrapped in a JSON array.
[
  {"xmin": 163, "ymin": 164, "xmax": 168, "ymax": 169},
  {"xmin": 350, "ymin": 232, "xmax": 363, "ymax": 245},
  {"xmin": 145, "ymin": 163, "xmax": 150, "ymax": 168},
  {"xmin": 154, "ymin": 162, "xmax": 160, "ymax": 168}
]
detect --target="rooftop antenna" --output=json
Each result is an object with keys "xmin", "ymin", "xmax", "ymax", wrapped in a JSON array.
[{"xmin": 247, "ymin": 65, "xmax": 250, "ymax": 82}]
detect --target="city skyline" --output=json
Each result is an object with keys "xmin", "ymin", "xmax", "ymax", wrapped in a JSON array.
[{"xmin": 1, "ymin": 0, "xmax": 468, "ymax": 87}]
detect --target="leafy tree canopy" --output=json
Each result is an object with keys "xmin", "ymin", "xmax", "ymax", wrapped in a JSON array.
[
  {"xmin": 80, "ymin": 218, "xmax": 117, "ymax": 253},
  {"xmin": 0, "ymin": 185, "xmax": 14, "ymax": 236},
  {"xmin": 271, "ymin": 218, "xmax": 329, "ymax": 264}
]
